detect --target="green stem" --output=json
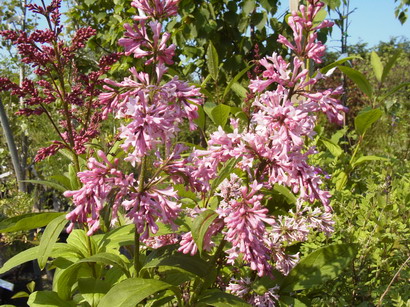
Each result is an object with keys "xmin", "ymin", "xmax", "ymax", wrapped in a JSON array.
[
  {"xmin": 133, "ymin": 156, "xmax": 147, "ymax": 277},
  {"xmin": 133, "ymin": 229, "xmax": 141, "ymax": 277},
  {"xmin": 349, "ymin": 132, "xmax": 365, "ymax": 166},
  {"xmin": 189, "ymin": 239, "xmax": 227, "ymax": 306}
]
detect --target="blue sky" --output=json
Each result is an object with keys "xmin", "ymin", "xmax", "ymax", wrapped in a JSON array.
[{"xmin": 277, "ymin": 0, "xmax": 410, "ymax": 51}]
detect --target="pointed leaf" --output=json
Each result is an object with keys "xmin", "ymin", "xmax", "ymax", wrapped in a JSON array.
[
  {"xmin": 0, "ymin": 212, "xmax": 64, "ymax": 233},
  {"xmin": 78, "ymin": 278, "xmax": 111, "ymax": 307},
  {"xmin": 354, "ymin": 108, "xmax": 383, "ymax": 135},
  {"xmin": 27, "ymin": 291, "xmax": 75, "ymax": 307},
  {"xmin": 210, "ymin": 157, "xmax": 241, "ymax": 193},
  {"xmin": 223, "ymin": 65, "xmax": 253, "ymax": 99},
  {"xmin": 11, "ymin": 291, "xmax": 30, "ymax": 299},
  {"xmin": 320, "ymin": 56, "xmax": 361, "ymax": 74},
  {"xmin": 211, "ymin": 104, "xmax": 231, "ymax": 128},
  {"xmin": 381, "ymin": 50, "xmax": 401, "ymax": 83},
  {"xmin": 194, "ymin": 106, "xmax": 206, "ymax": 130},
  {"xmin": 338, "ymin": 66, "xmax": 373, "ymax": 98},
  {"xmin": 56, "ymin": 253, "xmax": 130, "ymax": 300},
  {"xmin": 281, "ymin": 244, "xmax": 358, "ymax": 292},
  {"xmin": 68, "ymin": 164, "xmax": 79, "ymax": 190},
  {"xmin": 21, "ymin": 180, "xmax": 66, "ymax": 192},
  {"xmin": 378, "ymin": 82, "xmax": 410, "ymax": 103},
  {"xmin": 67, "ymin": 229, "xmax": 97, "ymax": 257},
  {"xmin": 198, "ymin": 289, "xmax": 251, "ymax": 306},
  {"xmin": 37, "ymin": 215, "xmax": 68, "ymax": 270},
  {"xmin": 203, "ymin": 101, "xmax": 217, "ymax": 123},
  {"xmin": 243, "ymin": 0, "xmax": 256, "ymax": 15},
  {"xmin": 207, "ymin": 41, "xmax": 219, "ymax": 81},
  {"xmin": 335, "ymin": 171, "xmax": 348, "ymax": 191},
  {"xmin": 97, "ymin": 224, "xmax": 134, "ymax": 252},
  {"xmin": 191, "ymin": 209, "xmax": 219, "ymax": 254},
  {"xmin": 0, "ymin": 247, "xmax": 39, "ymax": 275},
  {"xmin": 352, "ymin": 155, "xmax": 389, "ymax": 168},
  {"xmin": 97, "ymin": 278, "xmax": 176, "ymax": 307},
  {"xmin": 370, "ymin": 51, "xmax": 383, "ymax": 83},
  {"xmin": 143, "ymin": 245, "xmax": 209, "ymax": 278},
  {"xmin": 272, "ymin": 184, "xmax": 297, "ymax": 204},
  {"xmin": 320, "ymin": 137, "xmax": 343, "ymax": 157},
  {"xmin": 231, "ymin": 82, "xmax": 248, "ymax": 99}
]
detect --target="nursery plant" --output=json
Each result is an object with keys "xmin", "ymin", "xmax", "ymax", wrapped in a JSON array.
[{"xmin": 0, "ymin": 0, "xmax": 367, "ymax": 306}]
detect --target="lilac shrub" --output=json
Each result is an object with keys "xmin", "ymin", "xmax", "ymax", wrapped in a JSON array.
[
  {"xmin": 64, "ymin": 0, "xmax": 346, "ymax": 302},
  {"xmin": 1, "ymin": 0, "xmax": 349, "ymax": 305}
]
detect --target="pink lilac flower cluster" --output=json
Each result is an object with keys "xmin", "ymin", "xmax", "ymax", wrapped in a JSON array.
[
  {"xmin": 65, "ymin": 0, "xmax": 204, "ymax": 240},
  {"xmin": 226, "ymin": 277, "xmax": 280, "ymax": 307},
  {"xmin": 0, "ymin": 0, "xmax": 121, "ymax": 161},
  {"xmin": 178, "ymin": 0, "xmax": 346, "ymax": 277},
  {"xmin": 64, "ymin": 151, "xmax": 181, "ymax": 239}
]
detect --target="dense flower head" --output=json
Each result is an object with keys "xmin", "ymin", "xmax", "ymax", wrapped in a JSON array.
[
  {"xmin": 131, "ymin": 0, "xmax": 179, "ymax": 20},
  {"xmin": 121, "ymin": 21, "xmax": 175, "ymax": 65},
  {"xmin": 277, "ymin": 0, "xmax": 334, "ymax": 63},
  {"xmin": 227, "ymin": 278, "xmax": 280, "ymax": 306}
]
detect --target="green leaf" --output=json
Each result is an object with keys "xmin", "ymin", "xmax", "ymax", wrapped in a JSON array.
[
  {"xmin": 279, "ymin": 296, "xmax": 308, "ymax": 307},
  {"xmin": 223, "ymin": 65, "xmax": 253, "ymax": 99},
  {"xmin": 97, "ymin": 224, "xmax": 134, "ymax": 252},
  {"xmin": 37, "ymin": 215, "xmax": 68, "ymax": 270},
  {"xmin": 370, "ymin": 51, "xmax": 383, "ymax": 83},
  {"xmin": 272, "ymin": 184, "xmax": 297, "ymax": 204},
  {"xmin": 143, "ymin": 245, "xmax": 209, "ymax": 278},
  {"xmin": 12, "ymin": 291, "xmax": 30, "ymax": 299},
  {"xmin": 78, "ymin": 278, "xmax": 111, "ymax": 307},
  {"xmin": 56, "ymin": 253, "xmax": 130, "ymax": 300},
  {"xmin": 27, "ymin": 291, "xmax": 75, "ymax": 307},
  {"xmin": 67, "ymin": 229, "xmax": 97, "ymax": 257},
  {"xmin": 351, "ymin": 155, "xmax": 389, "ymax": 168},
  {"xmin": 319, "ymin": 56, "xmax": 361, "ymax": 74},
  {"xmin": 338, "ymin": 66, "xmax": 373, "ymax": 98},
  {"xmin": 207, "ymin": 41, "xmax": 219, "ymax": 81},
  {"xmin": 68, "ymin": 164, "xmax": 79, "ymax": 190},
  {"xmin": 0, "ymin": 212, "xmax": 65, "ymax": 233},
  {"xmin": 194, "ymin": 106, "xmax": 206, "ymax": 130},
  {"xmin": 191, "ymin": 209, "xmax": 219, "ymax": 254},
  {"xmin": 81, "ymin": 253, "xmax": 130, "ymax": 276},
  {"xmin": 97, "ymin": 278, "xmax": 176, "ymax": 307},
  {"xmin": 320, "ymin": 137, "xmax": 343, "ymax": 157},
  {"xmin": 49, "ymin": 175, "xmax": 72, "ymax": 190},
  {"xmin": 211, "ymin": 104, "xmax": 231, "ymax": 128},
  {"xmin": 354, "ymin": 108, "xmax": 383, "ymax": 135},
  {"xmin": 50, "ymin": 243, "xmax": 82, "ymax": 260},
  {"xmin": 231, "ymin": 82, "xmax": 248, "ymax": 99},
  {"xmin": 203, "ymin": 101, "xmax": 217, "ymax": 122},
  {"xmin": 21, "ymin": 180, "xmax": 66, "ymax": 192},
  {"xmin": 210, "ymin": 157, "xmax": 241, "ymax": 194},
  {"xmin": 335, "ymin": 171, "xmax": 348, "ymax": 191},
  {"xmin": 322, "ymin": 0, "xmax": 341, "ymax": 10},
  {"xmin": 381, "ymin": 50, "xmax": 401, "ymax": 83},
  {"xmin": 312, "ymin": 8, "xmax": 327, "ymax": 26},
  {"xmin": 0, "ymin": 246, "xmax": 39, "ymax": 274},
  {"xmin": 27, "ymin": 281, "xmax": 36, "ymax": 293},
  {"xmin": 378, "ymin": 82, "xmax": 410, "ymax": 103},
  {"xmin": 243, "ymin": 0, "xmax": 256, "ymax": 15},
  {"xmin": 281, "ymin": 244, "xmax": 358, "ymax": 292},
  {"xmin": 198, "ymin": 289, "xmax": 251, "ymax": 306}
]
